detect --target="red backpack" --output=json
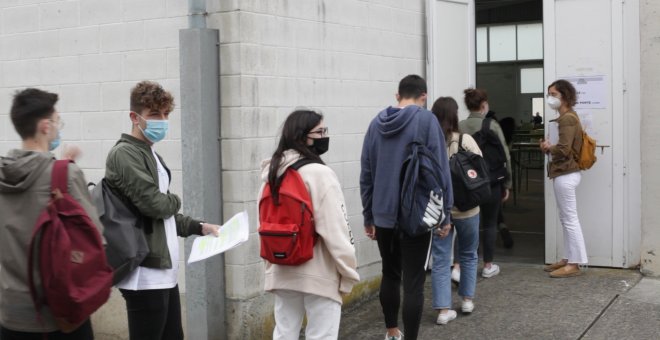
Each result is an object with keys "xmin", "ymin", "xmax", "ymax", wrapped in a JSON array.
[
  {"xmin": 259, "ymin": 159, "xmax": 318, "ymax": 265},
  {"xmin": 28, "ymin": 160, "xmax": 113, "ymax": 332}
]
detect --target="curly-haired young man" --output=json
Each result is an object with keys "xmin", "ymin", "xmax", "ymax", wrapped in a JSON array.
[{"xmin": 105, "ymin": 81, "xmax": 220, "ymax": 340}]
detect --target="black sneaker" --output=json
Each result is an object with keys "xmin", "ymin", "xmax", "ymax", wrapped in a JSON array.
[{"xmin": 499, "ymin": 224, "xmax": 514, "ymax": 249}]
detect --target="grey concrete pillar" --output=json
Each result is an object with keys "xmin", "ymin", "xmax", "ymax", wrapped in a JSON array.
[{"xmin": 179, "ymin": 28, "xmax": 226, "ymax": 340}]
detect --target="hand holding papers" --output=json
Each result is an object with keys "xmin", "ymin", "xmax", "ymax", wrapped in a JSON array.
[{"xmin": 187, "ymin": 211, "xmax": 249, "ymax": 264}]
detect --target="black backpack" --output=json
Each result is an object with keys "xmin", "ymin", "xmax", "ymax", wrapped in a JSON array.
[
  {"xmin": 89, "ymin": 179, "xmax": 149, "ymax": 285},
  {"xmin": 398, "ymin": 139, "xmax": 447, "ymax": 237},
  {"xmin": 449, "ymin": 134, "xmax": 492, "ymax": 211},
  {"xmin": 471, "ymin": 118, "xmax": 508, "ymax": 184}
]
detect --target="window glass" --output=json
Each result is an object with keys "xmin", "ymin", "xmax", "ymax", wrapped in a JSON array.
[
  {"xmin": 477, "ymin": 27, "xmax": 488, "ymax": 62},
  {"xmin": 489, "ymin": 25, "xmax": 517, "ymax": 61},
  {"xmin": 517, "ymin": 23, "xmax": 543, "ymax": 60},
  {"xmin": 521, "ymin": 67, "xmax": 544, "ymax": 93}
]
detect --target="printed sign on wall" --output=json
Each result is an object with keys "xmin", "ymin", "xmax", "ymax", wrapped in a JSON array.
[{"xmin": 561, "ymin": 75, "xmax": 608, "ymax": 110}]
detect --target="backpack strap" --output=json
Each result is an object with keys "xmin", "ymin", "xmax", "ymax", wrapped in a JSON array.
[
  {"xmin": 52, "ymin": 160, "xmax": 72, "ymax": 194},
  {"xmin": 481, "ymin": 118, "xmax": 492, "ymax": 133},
  {"xmin": 458, "ymin": 133, "xmax": 465, "ymax": 151},
  {"xmin": 290, "ymin": 158, "xmax": 321, "ymax": 171}
]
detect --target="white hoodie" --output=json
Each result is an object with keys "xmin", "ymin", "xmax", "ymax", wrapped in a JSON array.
[{"xmin": 259, "ymin": 150, "xmax": 359, "ymax": 303}]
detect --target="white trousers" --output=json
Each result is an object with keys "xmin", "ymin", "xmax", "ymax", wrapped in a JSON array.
[
  {"xmin": 273, "ymin": 289, "xmax": 341, "ymax": 340},
  {"xmin": 553, "ymin": 172, "xmax": 588, "ymax": 264}
]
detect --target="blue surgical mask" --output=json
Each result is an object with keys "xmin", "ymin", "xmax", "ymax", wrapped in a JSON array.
[
  {"xmin": 138, "ymin": 115, "xmax": 169, "ymax": 143},
  {"xmin": 49, "ymin": 131, "xmax": 61, "ymax": 151}
]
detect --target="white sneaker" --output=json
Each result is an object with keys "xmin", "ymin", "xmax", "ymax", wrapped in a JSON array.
[
  {"xmin": 461, "ymin": 300, "xmax": 474, "ymax": 314},
  {"xmin": 451, "ymin": 267, "xmax": 460, "ymax": 283},
  {"xmin": 384, "ymin": 330, "xmax": 403, "ymax": 340},
  {"xmin": 436, "ymin": 310, "xmax": 457, "ymax": 325},
  {"xmin": 482, "ymin": 264, "xmax": 500, "ymax": 278}
]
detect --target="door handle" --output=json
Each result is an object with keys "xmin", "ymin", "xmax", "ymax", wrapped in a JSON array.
[{"xmin": 596, "ymin": 145, "xmax": 610, "ymax": 154}]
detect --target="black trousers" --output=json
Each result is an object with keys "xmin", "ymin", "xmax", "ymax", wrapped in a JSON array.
[
  {"xmin": 375, "ymin": 227, "xmax": 432, "ymax": 340},
  {"xmin": 119, "ymin": 286, "xmax": 183, "ymax": 340},
  {"xmin": 0, "ymin": 320, "xmax": 93, "ymax": 340},
  {"xmin": 480, "ymin": 183, "xmax": 503, "ymax": 263}
]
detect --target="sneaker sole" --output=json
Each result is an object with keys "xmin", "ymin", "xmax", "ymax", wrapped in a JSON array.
[
  {"xmin": 482, "ymin": 269, "xmax": 500, "ymax": 278},
  {"xmin": 436, "ymin": 317, "xmax": 456, "ymax": 325}
]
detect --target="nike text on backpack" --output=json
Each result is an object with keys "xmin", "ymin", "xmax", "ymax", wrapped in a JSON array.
[
  {"xmin": 90, "ymin": 178, "xmax": 149, "ymax": 285},
  {"xmin": 576, "ymin": 129, "xmax": 597, "ymax": 170},
  {"xmin": 28, "ymin": 160, "xmax": 113, "ymax": 332},
  {"xmin": 399, "ymin": 141, "xmax": 447, "ymax": 237},
  {"xmin": 259, "ymin": 159, "xmax": 318, "ymax": 266},
  {"xmin": 471, "ymin": 118, "xmax": 508, "ymax": 184},
  {"xmin": 450, "ymin": 134, "xmax": 492, "ymax": 211}
]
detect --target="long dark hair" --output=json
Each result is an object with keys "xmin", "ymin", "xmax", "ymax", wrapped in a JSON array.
[
  {"xmin": 268, "ymin": 110, "xmax": 325, "ymax": 204},
  {"xmin": 431, "ymin": 97, "xmax": 460, "ymax": 144}
]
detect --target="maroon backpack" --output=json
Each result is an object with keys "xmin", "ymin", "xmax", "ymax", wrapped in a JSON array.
[
  {"xmin": 28, "ymin": 160, "xmax": 113, "ymax": 332},
  {"xmin": 259, "ymin": 159, "xmax": 318, "ymax": 265}
]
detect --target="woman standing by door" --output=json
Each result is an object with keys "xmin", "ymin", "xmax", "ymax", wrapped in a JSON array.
[{"xmin": 540, "ymin": 79, "xmax": 588, "ymax": 278}]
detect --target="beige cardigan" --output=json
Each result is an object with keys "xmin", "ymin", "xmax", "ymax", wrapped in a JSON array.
[{"xmin": 259, "ymin": 150, "xmax": 359, "ymax": 304}]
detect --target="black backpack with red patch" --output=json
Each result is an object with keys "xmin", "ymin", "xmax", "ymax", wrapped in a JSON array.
[{"xmin": 449, "ymin": 134, "xmax": 492, "ymax": 211}]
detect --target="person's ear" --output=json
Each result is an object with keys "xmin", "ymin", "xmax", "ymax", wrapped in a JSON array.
[
  {"xmin": 38, "ymin": 119, "xmax": 51, "ymax": 136},
  {"xmin": 395, "ymin": 93, "xmax": 401, "ymax": 102},
  {"xmin": 130, "ymin": 111, "xmax": 140, "ymax": 126}
]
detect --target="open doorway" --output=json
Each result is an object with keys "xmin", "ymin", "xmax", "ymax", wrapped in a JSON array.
[{"xmin": 475, "ymin": 0, "xmax": 544, "ymax": 264}]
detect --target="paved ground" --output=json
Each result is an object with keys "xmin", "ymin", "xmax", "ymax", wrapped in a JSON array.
[{"xmin": 339, "ymin": 263, "xmax": 660, "ymax": 340}]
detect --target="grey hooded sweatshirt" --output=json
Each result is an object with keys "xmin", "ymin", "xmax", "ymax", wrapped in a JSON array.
[{"xmin": 0, "ymin": 150, "xmax": 102, "ymax": 332}]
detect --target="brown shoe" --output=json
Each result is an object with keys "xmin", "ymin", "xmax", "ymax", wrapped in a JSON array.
[
  {"xmin": 549, "ymin": 265, "xmax": 582, "ymax": 278},
  {"xmin": 543, "ymin": 261, "xmax": 567, "ymax": 272}
]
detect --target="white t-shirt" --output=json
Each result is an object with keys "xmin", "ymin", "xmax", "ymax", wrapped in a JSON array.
[{"xmin": 116, "ymin": 148, "xmax": 179, "ymax": 290}]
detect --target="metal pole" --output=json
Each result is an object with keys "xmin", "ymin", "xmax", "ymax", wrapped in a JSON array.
[{"xmin": 180, "ymin": 1, "xmax": 225, "ymax": 336}]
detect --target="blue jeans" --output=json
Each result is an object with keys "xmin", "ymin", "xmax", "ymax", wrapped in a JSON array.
[{"xmin": 432, "ymin": 214, "xmax": 480, "ymax": 309}]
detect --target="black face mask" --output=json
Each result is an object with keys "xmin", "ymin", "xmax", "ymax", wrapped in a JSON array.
[{"xmin": 309, "ymin": 137, "xmax": 329, "ymax": 155}]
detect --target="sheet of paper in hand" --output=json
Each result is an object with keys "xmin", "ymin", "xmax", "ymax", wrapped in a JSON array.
[{"xmin": 187, "ymin": 211, "xmax": 249, "ymax": 264}]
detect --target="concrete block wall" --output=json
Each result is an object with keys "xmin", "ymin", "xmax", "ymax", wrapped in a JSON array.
[
  {"xmin": 0, "ymin": 0, "xmax": 187, "ymax": 188},
  {"xmin": 0, "ymin": 1, "xmax": 188, "ymax": 338},
  {"xmin": 640, "ymin": 0, "xmax": 660, "ymax": 276},
  {"xmin": 207, "ymin": 0, "xmax": 426, "ymax": 338}
]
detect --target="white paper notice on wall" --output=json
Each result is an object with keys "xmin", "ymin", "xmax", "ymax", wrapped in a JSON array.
[
  {"xmin": 561, "ymin": 75, "xmax": 608, "ymax": 110},
  {"xmin": 575, "ymin": 111, "xmax": 595, "ymax": 137},
  {"xmin": 187, "ymin": 211, "xmax": 250, "ymax": 264}
]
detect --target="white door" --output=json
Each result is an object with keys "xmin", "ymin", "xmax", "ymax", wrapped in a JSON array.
[
  {"xmin": 543, "ymin": 0, "xmax": 641, "ymax": 268},
  {"xmin": 426, "ymin": 0, "xmax": 475, "ymax": 117}
]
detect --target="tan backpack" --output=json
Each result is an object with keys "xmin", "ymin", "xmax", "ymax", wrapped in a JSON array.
[
  {"xmin": 577, "ymin": 130, "xmax": 597, "ymax": 170},
  {"xmin": 570, "ymin": 112, "xmax": 597, "ymax": 170}
]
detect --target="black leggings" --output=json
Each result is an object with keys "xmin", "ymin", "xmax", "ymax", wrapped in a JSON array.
[
  {"xmin": 0, "ymin": 320, "xmax": 93, "ymax": 340},
  {"xmin": 480, "ymin": 184, "xmax": 503, "ymax": 263},
  {"xmin": 120, "ymin": 286, "xmax": 183, "ymax": 340},
  {"xmin": 376, "ymin": 227, "xmax": 431, "ymax": 340}
]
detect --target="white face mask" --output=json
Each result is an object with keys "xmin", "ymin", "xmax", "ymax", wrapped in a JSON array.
[{"xmin": 547, "ymin": 96, "xmax": 562, "ymax": 110}]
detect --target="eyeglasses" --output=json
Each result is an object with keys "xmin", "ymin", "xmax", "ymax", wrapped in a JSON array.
[
  {"xmin": 308, "ymin": 127, "xmax": 328, "ymax": 137},
  {"xmin": 50, "ymin": 118, "xmax": 65, "ymax": 130}
]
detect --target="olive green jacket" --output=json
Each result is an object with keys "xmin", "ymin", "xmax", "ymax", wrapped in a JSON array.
[
  {"xmin": 105, "ymin": 134, "xmax": 203, "ymax": 269},
  {"xmin": 547, "ymin": 111, "xmax": 583, "ymax": 179}
]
